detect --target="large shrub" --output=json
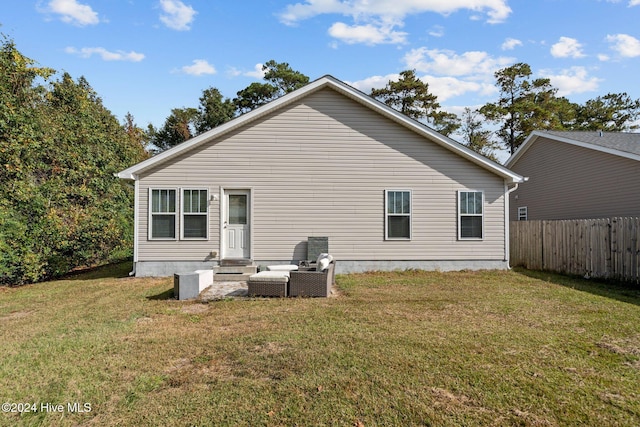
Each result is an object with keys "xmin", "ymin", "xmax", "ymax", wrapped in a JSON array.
[{"xmin": 0, "ymin": 37, "xmax": 147, "ymax": 285}]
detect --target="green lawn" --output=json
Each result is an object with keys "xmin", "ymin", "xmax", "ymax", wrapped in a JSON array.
[{"xmin": 1, "ymin": 264, "xmax": 639, "ymax": 426}]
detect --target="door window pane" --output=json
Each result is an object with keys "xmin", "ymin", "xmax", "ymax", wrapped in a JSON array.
[{"xmin": 229, "ymin": 195, "xmax": 247, "ymax": 225}]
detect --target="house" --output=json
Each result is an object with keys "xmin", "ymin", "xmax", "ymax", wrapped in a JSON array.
[
  {"xmin": 505, "ymin": 130, "xmax": 640, "ymax": 221},
  {"xmin": 117, "ymin": 75, "xmax": 524, "ymax": 276}
]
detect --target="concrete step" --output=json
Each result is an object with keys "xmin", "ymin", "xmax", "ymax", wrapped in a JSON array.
[
  {"xmin": 214, "ymin": 266, "xmax": 257, "ymax": 275},
  {"xmin": 220, "ymin": 258, "xmax": 253, "ymax": 267},
  {"xmin": 214, "ymin": 273, "xmax": 252, "ymax": 282}
]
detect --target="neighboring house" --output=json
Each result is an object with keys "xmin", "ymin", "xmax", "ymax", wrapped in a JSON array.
[
  {"xmin": 506, "ymin": 130, "xmax": 640, "ymax": 221},
  {"xmin": 117, "ymin": 75, "xmax": 523, "ymax": 276}
]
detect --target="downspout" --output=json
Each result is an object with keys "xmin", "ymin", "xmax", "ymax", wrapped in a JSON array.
[
  {"xmin": 504, "ymin": 177, "xmax": 529, "ymax": 269},
  {"xmin": 504, "ymin": 181, "xmax": 520, "ymax": 269},
  {"xmin": 130, "ymin": 175, "xmax": 140, "ymax": 277}
]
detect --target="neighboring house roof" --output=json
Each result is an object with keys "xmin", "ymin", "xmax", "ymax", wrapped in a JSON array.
[
  {"xmin": 506, "ymin": 130, "xmax": 640, "ymax": 167},
  {"xmin": 118, "ymin": 75, "xmax": 523, "ymax": 184}
]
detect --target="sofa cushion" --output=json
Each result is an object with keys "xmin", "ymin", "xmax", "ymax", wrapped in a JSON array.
[
  {"xmin": 248, "ymin": 271, "xmax": 289, "ymax": 283},
  {"xmin": 267, "ymin": 264, "xmax": 298, "ymax": 272}
]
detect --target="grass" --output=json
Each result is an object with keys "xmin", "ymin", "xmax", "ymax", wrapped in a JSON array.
[{"xmin": 1, "ymin": 264, "xmax": 639, "ymax": 426}]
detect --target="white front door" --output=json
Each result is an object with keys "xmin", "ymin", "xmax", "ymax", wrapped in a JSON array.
[{"xmin": 224, "ymin": 190, "xmax": 250, "ymax": 259}]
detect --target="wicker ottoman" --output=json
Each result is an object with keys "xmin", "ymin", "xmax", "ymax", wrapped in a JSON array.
[{"xmin": 247, "ymin": 271, "xmax": 289, "ymax": 297}]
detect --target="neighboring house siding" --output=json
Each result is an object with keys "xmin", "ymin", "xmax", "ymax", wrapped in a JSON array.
[
  {"xmin": 509, "ymin": 136, "xmax": 640, "ymax": 220},
  {"xmin": 137, "ymin": 88, "xmax": 507, "ymax": 263}
]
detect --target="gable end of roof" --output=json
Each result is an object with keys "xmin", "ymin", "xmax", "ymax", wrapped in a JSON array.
[
  {"xmin": 118, "ymin": 75, "xmax": 523, "ymax": 184},
  {"xmin": 506, "ymin": 131, "xmax": 640, "ymax": 167}
]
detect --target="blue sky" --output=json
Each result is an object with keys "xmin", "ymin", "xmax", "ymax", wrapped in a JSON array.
[{"xmin": 3, "ymin": 0, "xmax": 640, "ymax": 139}]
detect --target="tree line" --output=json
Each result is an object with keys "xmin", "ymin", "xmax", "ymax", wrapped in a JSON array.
[
  {"xmin": 2, "ymin": 34, "xmax": 638, "ymax": 284},
  {"xmin": 0, "ymin": 36, "xmax": 148, "ymax": 284},
  {"xmin": 150, "ymin": 63, "xmax": 639, "ymax": 161}
]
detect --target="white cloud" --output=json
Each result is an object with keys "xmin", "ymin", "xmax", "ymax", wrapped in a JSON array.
[
  {"xmin": 403, "ymin": 47, "xmax": 514, "ymax": 78},
  {"xmin": 346, "ymin": 73, "xmax": 400, "ymax": 92},
  {"xmin": 350, "ymin": 47, "xmax": 513, "ymax": 102},
  {"xmin": 347, "ymin": 72, "xmax": 495, "ymax": 103},
  {"xmin": 279, "ymin": 0, "xmax": 511, "ymax": 46},
  {"xmin": 606, "ymin": 33, "xmax": 640, "ymax": 57},
  {"xmin": 44, "ymin": 0, "xmax": 99, "ymax": 26},
  {"xmin": 630, "ymin": 0, "xmax": 640, "ymax": 6},
  {"xmin": 179, "ymin": 59, "xmax": 216, "ymax": 76},
  {"xmin": 159, "ymin": 0, "xmax": 197, "ymax": 31},
  {"xmin": 550, "ymin": 37, "xmax": 585, "ymax": 58},
  {"xmin": 226, "ymin": 63, "xmax": 271, "ymax": 79},
  {"xmin": 65, "ymin": 47, "xmax": 144, "ymax": 62},
  {"xmin": 328, "ymin": 22, "xmax": 407, "ymax": 45},
  {"xmin": 598, "ymin": 53, "xmax": 610, "ymax": 61},
  {"xmin": 246, "ymin": 63, "xmax": 267, "ymax": 78},
  {"xmin": 428, "ymin": 25, "xmax": 445, "ymax": 37},
  {"xmin": 501, "ymin": 37, "xmax": 522, "ymax": 50},
  {"xmin": 279, "ymin": 0, "xmax": 512, "ymax": 25},
  {"xmin": 540, "ymin": 66, "xmax": 601, "ymax": 96}
]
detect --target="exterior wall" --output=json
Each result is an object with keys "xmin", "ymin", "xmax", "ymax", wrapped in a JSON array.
[
  {"xmin": 509, "ymin": 136, "xmax": 640, "ymax": 220},
  {"xmin": 136, "ymin": 87, "xmax": 508, "ymax": 272}
]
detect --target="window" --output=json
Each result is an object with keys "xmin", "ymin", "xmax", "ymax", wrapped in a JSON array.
[
  {"xmin": 518, "ymin": 206, "xmax": 528, "ymax": 221},
  {"xmin": 458, "ymin": 191, "xmax": 483, "ymax": 239},
  {"xmin": 150, "ymin": 189, "xmax": 176, "ymax": 239},
  {"xmin": 385, "ymin": 190, "xmax": 411, "ymax": 240},
  {"xmin": 182, "ymin": 189, "xmax": 208, "ymax": 239}
]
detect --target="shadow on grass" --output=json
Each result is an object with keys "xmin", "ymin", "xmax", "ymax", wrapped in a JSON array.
[
  {"xmin": 63, "ymin": 260, "xmax": 133, "ymax": 281},
  {"xmin": 147, "ymin": 288, "xmax": 176, "ymax": 300},
  {"xmin": 514, "ymin": 267, "xmax": 640, "ymax": 307}
]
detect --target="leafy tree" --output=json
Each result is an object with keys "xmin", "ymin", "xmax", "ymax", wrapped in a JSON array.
[
  {"xmin": 0, "ymin": 37, "xmax": 147, "ymax": 285},
  {"xmin": 234, "ymin": 60, "xmax": 309, "ymax": 113},
  {"xmin": 148, "ymin": 107, "xmax": 199, "ymax": 152},
  {"xmin": 196, "ymin": 87, "xmax": 235, "ymax": 133},
  {"xmin": 459, "ymin": 108, "xmax": 501, "ymax": 162},
  {"xmin": 370, "ymin": 70, "xmax": 459, "ymax": 136},
  {"xmin": 262, "ymin": 59, "xmax": 310, "ymax": 95},
  {"xmin": 123, "ymin": 112, "xmax": 151, "ymax": 151},
  {"xmin": 0, "ymin": 36, "xmax": 55, "ymax": 283},
  {"xmin": 574, "ymin": 93, "xmax": 640, "ymax": 131},
  {"xmin": 479, "ymin": 63, "xmax": 564, "ymax": 154}
]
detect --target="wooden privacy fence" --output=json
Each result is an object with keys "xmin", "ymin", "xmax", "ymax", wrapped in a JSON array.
[{"xmin": 510, "ymin": 218, "xmax": 640, "ymax": 283}]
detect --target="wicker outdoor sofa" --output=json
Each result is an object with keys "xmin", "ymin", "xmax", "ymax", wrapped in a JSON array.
[
  {"xmin": 289, "ymin": 261, "xmax": 335, "ymax": 297},
  {"xmin": 247, "ymin": 254, "xmax": 335, "ymax": 298}
]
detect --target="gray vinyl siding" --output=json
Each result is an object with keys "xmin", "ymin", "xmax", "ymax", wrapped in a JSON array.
[
  {"xmin": 509, "ymin": 136, "xmax": 640, "ymax": 220},
  {"xmin": 137, "ymin": 88, "xmax": 507, "ymax": 262}
]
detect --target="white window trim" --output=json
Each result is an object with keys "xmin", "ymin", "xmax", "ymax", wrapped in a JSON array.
[
  {"xmin": 458, "ymin": 190, "xmax": 484, "ymax": 241},
  {"xmin": 181, "ymin": 188, "xmax": 210, "ymax": 240},
  {"xmin": 385, "ymin": 189, "xmax": 412, "ymax": 240},
  {"xmin": 149, "ymin": 188, "xmax": 178, "ymax": 241},
  {"xmin": 518, "ymin": 206, "xmax": 528, "ymax": 221}
]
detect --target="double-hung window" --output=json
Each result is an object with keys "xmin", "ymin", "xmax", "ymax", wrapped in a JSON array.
[
  {"xmin": 518, "ymin": 206, "xmax": 528, "ymax": 221},
  {"xmin": 182, "ymin": 189, "xmax": 208, "ymax": 239},
  {"xmin": 385, "ymin": 190, "xmax": 411, "ymax": 240},
  {"xmin": 150, "ymin": 189, "xmax": 177, "ymax": 239},
  {"xmin": 458, "ymin": 190, "xmax": 483, "ymax": 240}
]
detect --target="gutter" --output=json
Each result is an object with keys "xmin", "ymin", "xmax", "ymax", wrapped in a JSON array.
[{"xmin": 130, "ymin": 176, "xmax": 139, "ymax": 277}]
